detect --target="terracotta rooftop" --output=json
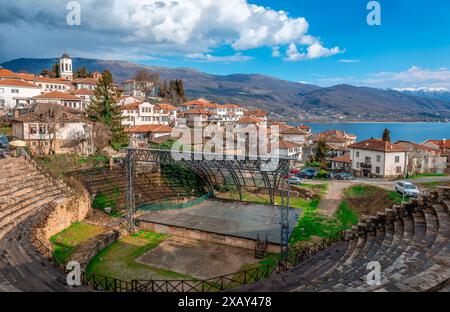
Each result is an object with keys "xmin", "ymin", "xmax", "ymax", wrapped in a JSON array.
[
  {"xmin": 280, "ymin": 127, "xmax": 308, "ymax": 135},
  {"xmin": 349, "ymin": 139, "xmax": 407, "ymax": 152},
  {"xmin": 279, "ymin": 139, "xmax": 302, "ymax": 149},
  {"xmin": 126, "ymin": 124, "xmax": 172, "ymax": 133},
  {"xmin": 181, "ymin": 108, "xmax": 211, "ymax": 115},
  {"xmin": 330, "ymin": 154, "xmax": 351, "ymax": 163},
  {"xmin": 121, "ymin": 102, "xmax": 141, "ymax": 110},
  {"xmin": 33, "ymin": 91, "xmax": 81, "ymax": 101},
  {"xmin": 73, "ymin": 78, "xmax": 98, "ymax": 85},
  {"xmin": 298, "ymin": 124, "xmax": 311, "ymax": 130},
  {"xmin": 72, "ymin": 89, "xmax": 94, "ymax": 95},
  {"xmin": 157, "ymin": 103, "xmax": 177, "ymax": 111},
  {"xmin": 237, "ymin": 116, "xmax": 264, "ymax": 124},
  {"xmin": 0, "ymin": 79, "xmax": 40, "ymax": 88},
  {"xmin": 422, "ymin": 139, "xmax": 450, "ymax": 149}
]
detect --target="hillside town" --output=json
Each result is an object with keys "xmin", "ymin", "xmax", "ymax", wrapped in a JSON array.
[{"xmin": 0, "ymin": 54, "xmax": 449, "ymax": 179}]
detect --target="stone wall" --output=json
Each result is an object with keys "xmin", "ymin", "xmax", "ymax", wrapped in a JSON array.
[
  {"xmin": 138, "ymin": 221, "xmax": 280, "ymax": 253},
  {"xmin": 70, "ymin": 230, "xmax": 119, "ymax": 270},
  {"xmin": 34, "ymin": 191, "xmax": 91, "ymax": 240}
]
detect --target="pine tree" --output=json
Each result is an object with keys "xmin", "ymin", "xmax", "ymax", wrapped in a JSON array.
[
  {"xmin": 314, "ymin": 139, "xmax": 329, "ymax": 163},
  {"xmin": 382, "ymin": 129, "xmax": 391, "ymax": 142},
  {"xmin": 86, "ymin": 70, "xmax": 128, "ymax": 150}
]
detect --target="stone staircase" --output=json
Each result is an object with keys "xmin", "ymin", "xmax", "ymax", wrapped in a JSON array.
[
  {"xmin": 239, "ymin": 188, "xmax": 450, "ymax": 292},
  {"xmin": 0, "ymin": 155, "xmax": 78, "ymax": 292}
]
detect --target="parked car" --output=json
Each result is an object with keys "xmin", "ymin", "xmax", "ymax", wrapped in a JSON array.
[
  {"xmin": 395, "ymin": 181, "xmax": 420, "ymax": 198},
  {"xmin": 287, "ymin": 177, "xmax": 303, "ymax": 185},
  {"xmin": 297, "ymin": 168, "xmax": 317, "ymax": 179},
  {"xmin": 326, "ymin": 171, "xmax": 337, "ymax": 179},
  {"xmin": 290, "ymin": 168, "xmax": 301, "ymax": 174},
  {"xmin": 0, "ymin": 135, "xmax": 9, "ymax": 149},
  {"xmin": 336, "ymin": 172, "xmax": 355, "ymax": 180}
]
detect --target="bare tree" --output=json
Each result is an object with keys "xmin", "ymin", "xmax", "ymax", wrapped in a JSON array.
[{"xmin": 133, "ymin": 70, "xmax": 160, "ymax": 97}]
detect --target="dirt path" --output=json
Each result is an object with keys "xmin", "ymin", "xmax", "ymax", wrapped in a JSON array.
[{"xmin": 315, "ymin": 180, "xmax": 352, "ymax": 217}]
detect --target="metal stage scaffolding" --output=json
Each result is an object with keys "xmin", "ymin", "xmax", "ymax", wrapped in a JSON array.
[{"xmin": 125, "ymin": 148, "xmax": 296, "ymax": 256}]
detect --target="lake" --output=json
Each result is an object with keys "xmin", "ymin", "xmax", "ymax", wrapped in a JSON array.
[{"xmin": 295, "ymin": 122, "xmax": 450, "ymax": 143}]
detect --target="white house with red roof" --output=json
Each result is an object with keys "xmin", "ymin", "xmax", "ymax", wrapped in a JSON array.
[
  {"xmin": 125, "ymin": 124, "xmax": 173, "ymax": 148},
  {"xmin": 32, "ymin": 91, "xmax": 83, "ymax": 110},
  {"xmin": 349, "ymin": 138, "xmax": 408, "ymax": 178},
  {"xmin": 0, "ymin": 79, "xmax": 42, "ymax": 111},
  {"xmin": 121, "ymin": 102, "xmax": 177, "ymax": 127}
]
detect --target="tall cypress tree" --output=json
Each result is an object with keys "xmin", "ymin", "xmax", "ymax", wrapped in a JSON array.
[{"xmin": 86, "ymin": 70, "xmax": 128, "ymax": 150}]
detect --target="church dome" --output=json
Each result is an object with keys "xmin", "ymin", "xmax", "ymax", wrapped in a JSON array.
[{"xmin": 60, "ymin": 53, "xmax": 71, "ymax": 59}]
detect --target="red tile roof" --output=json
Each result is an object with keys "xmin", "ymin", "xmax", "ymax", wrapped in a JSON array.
[
  {"xmin": 330, "ymin": 154, "xmax": 351, "ymax": 163},
  {"xmin": 73, "ymin": 78, "xmax": 98, "ymax": 85},
  {"xmin": 423, "ymin": 139, "xmax": 450, "ymax": 149},
  {"xmin": 280, "ymin": 127, "xmax": 308, "ymax": 135},
  {"xmin": 125, "ymin": 124, "xmax": 172, "ymax": 133},
  {"xmin": 121, "ymin": 102, "xmax": 141, "ymax": 110},
  {"xmin": 181, "ymin": 108, "xmax": 211, "ymax": 115},
  {"xmin": 279, "ymin": 139, "xmax": 302, "ymax": 149},
  {"xmin": 298, "ymin": 124, "xmax": 311, "ymax": 130},
  {"xmin": 33, "ymin": 91, "xmax": 81, "ymax": 101},
  {"xmin": 157, "ymin": 103, "xmax": 177, "ymax": 111},
  {"xmin": 72, "ymin": 89, "xmax": 94, "ymax": 95},
  {"xmin": 221, "ymin": 104, "xmax": 241, "ymax": 109},
  {"xmin": 237, "ymin": 116, "xmax": 264, "ymax": 124},
  {"xmin": 349, "ymin": 139, "xmax": 407, "ymax": 152},
  {"xmin": 0, "ymin": 79, "xmax": 40, "ymax": 88}
]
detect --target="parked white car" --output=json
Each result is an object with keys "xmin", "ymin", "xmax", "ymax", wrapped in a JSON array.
[
  {"xmin": 394, "ymin": 181, "xmax": 420, "ymax": 198},
  {"xmin": 287, "ymin": 177, "xmax": 303, "ymax": 185}
]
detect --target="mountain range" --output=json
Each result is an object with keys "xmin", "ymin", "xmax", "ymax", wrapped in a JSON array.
[{"xmin": 1, "ymin": 57, "xmax": 450, "ymax": 121}]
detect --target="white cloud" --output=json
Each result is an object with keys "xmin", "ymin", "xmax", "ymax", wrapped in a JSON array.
[
  {"xmin": 285, "ymin": 42, "xmax": 342, "ymax": 61},
  {"xmin": 0, "ymin": 0, "xmax": 343, "ymax": 62},
  {"xmin": 185, "ymin": 53, "xmax": 252, "ymax": 63},
  {"xmin": 339, "ymin": 59, "xmax": 360, "ymax": 63},
  {"xmin": 310, "ymin": 66, "xmax": 450, "ymax": 89},
  {"xmin": 363, "ymin": 66, "xmax": 450, "ymax": 89},
  {"xmin": 272, "ymin": 47, "xmax": 281, "ymax": 58}
]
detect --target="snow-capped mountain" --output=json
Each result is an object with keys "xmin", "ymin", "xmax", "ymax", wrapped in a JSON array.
[{"xmin": 395, "ymin": 87, "xmax": 450, "ymax": 102}]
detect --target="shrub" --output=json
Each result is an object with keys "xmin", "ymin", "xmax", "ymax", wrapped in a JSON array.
[{"xmin": 316, "ymin": 170, "xmax": 328, "ymax": 178}]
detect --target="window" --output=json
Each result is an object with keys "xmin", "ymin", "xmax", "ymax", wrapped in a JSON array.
[
  {"xmin": 356, "ymin": 162, "xmax": 360, "ymax": 168},
  {"xmin": 395, "ymin": 156, "xmax": 400, "ymax": 163},
  {"xmin": 376, "ymin": 155, "xmax": 381, "ymax": 162},
  {"xmin": 376, "ymin": 166, "xmax": 380, "ymax": 174},
  {"xmin": 11, "ymin": 89, "xmax": 19, "ymax": 94},
  {"xmin": 39, "ymin": 125, "xmax": 46, "ymax": 134},
  {"xmin": 0, "ymin": 88, "xmax": 4, "ymax": 93},
  {"xmin": 356, "ymin": 151, "xmax": 360, "ymax": 157},
  {"xmin": 365, "ymin": 156, "xmax": 371, "ymax": 164},
  {"xmin": 30, "ymin": 125, "xmax": 37, "ymax": 134},
  {"xmin": 396, "ymin": 166, "xmax": 402, "ymax": 174}
]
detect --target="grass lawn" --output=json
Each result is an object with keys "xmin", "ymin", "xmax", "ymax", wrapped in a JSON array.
[
  {"xmin": 289, "ymin": 198, "xmax": 355, "ymax": 245},
  {"xmin": 86, "ymin": 230, "xmax": 193, "ymax": 281},
  {"xmin": 407, "ymin": 173, "xmax": 447, "ymax": 180},
  {"xmin": 50, "ymin": 222, "xmax": 107, "ymax": 264}
]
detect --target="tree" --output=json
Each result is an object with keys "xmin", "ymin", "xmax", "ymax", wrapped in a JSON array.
[
  {"xmin": 382, "ymin": 129, "xmax": 391, "ymax": 142},
  {"xmin": 51, "ymin": 63, "xmax": 60, "ymax": 78},
  {"xmin": 133, "ymin": 70, "xmax": 160, "ymax": 97},
  {"xmin": 75, "ymin": 66, "xmax": 89, "ymax": 78},
  {"xmin": 314, "ymin": 139, "xmax": 329, "ymax": 163},
  {"xmin": 40, "ymin": 69, "xmax": 51, "ymax": 77},
  {"xmin": 86, "ymin": 70, "xmax": 128, "ymax": 150}
]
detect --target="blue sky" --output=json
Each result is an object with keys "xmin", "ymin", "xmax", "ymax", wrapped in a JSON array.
[{"xmin": 0, "ymin": 0, "xmax": 449, "ymax": 88}]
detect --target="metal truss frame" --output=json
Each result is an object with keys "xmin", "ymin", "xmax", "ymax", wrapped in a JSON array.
[{"xmin": 125, "ymin": 148, "xmax": 294, "ymax": 255}]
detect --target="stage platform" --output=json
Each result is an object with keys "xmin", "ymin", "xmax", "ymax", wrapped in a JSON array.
[{"xmin": 136, "ymin": 199, "xmax": 301, "ymax": 245}]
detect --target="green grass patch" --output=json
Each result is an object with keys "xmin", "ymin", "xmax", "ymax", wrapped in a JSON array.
[
  {"xmin": 336, "ymin": 201, "xmax": 359, "ymax": 228},
  {"xmin": 50, "ymin": 222, "xmax": 106, "ymax": 263},
  {"xmin": 92, "ymin": 192, "xmax": 116, "ymax": 210},
  {"xmin": 300, "ymin": 183, "xmax": 329, "ymax": 195},
  {"xmin": 407, "ymin": 173, "xmax": 447, "ymax": 179},
  {"xmin": 388, "ymin": 191, "xmax": 403, "ymax": 204},
  {"xmin": 87, "ymin": 230, "xmax": 192, "ymax": 281},
  {"xmin": 344, "ymin": 184, "xmax": 376, "ymax": 197}
]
